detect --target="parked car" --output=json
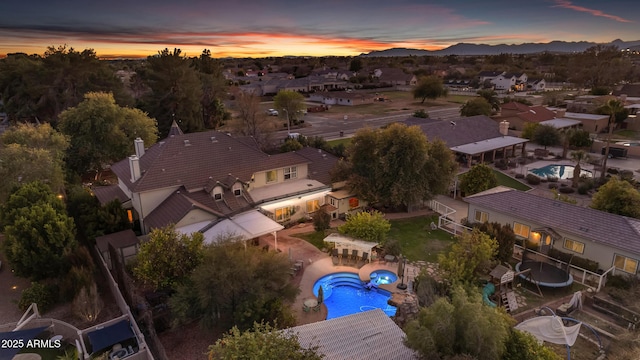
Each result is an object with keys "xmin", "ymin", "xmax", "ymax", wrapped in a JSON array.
[{"xmin": 266, "ymin": 109, "xmax": 279, "ymax": 116}]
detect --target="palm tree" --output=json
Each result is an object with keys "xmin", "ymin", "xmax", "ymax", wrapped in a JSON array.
[
  {"xmin": 570, "ymin": 150, "xmax": 590, "ymax": 188},
  {"xmin": 560, "ymin": 128, "xmax": 576, "ymax": 159},
  {"xmin": 601, "ymin": 99, "xmax": 624, "ymax": 178}
]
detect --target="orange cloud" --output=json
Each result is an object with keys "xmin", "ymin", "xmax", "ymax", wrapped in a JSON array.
[{"xmin": 551, "ymin": 0, "xmax": 632, "ymax": 23}]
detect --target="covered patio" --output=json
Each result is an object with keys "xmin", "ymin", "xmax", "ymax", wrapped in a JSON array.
[
  {"xmin": 451, "ymin": 136, "xmax": 529, "ymax": 168},
  {"xmin": 176, "ymin": 210, "xmax": 284, "ymax": 249},
  {"xmin": 323, "ymin": 233, "xmax": 378, "ymax": 262}
]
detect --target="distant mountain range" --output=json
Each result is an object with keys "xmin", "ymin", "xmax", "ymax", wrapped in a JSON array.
[{"xmin": 362, "ymin": 39, "xmax": 640, "ymax": 57}]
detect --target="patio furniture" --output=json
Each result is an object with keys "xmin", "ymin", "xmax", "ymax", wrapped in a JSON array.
[
  {"xmin": 357, "ymin": 252, "xmax": 369, "ymax": 269},
  {"xmin": 350, "ymin": 250, "xmax": 358, "ymax": 266},
  {"xmin": 341, "ymin": 249, "xmax": 349, "ymax": 265},
  {"xmin": 384, "ymin": 254, "xmax": 396, "ymax": 263},
  {"xmin": 303, "ymin": 298, "xmax": 318, "ymax": 313}
]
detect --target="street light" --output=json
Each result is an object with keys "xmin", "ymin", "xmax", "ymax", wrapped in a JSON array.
[{"xmin": 282, "ymin": 108, "xmax": 290, "ymax": 135}]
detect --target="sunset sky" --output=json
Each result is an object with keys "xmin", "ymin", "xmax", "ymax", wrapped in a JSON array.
[{"xmin": 1, "ymin": 0, "xmax": 638, "ymax": 59}]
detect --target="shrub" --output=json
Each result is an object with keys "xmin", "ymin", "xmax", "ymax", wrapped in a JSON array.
[
  {"xmin": 515, "ymin": 173, "xmax": 524, "ymax": 179},
  {"xmin": 547, "ymin": 248, "xmax": 599, "ymax": 272},
  {"xmin": 607, "ymin": 274, "xmax": 632, "ymax": 290},
  {"xmin": 525, "ymin": 174, "xmax": 541, "ymax": 185},
  {"xmin": 312, "ymin": 208, "xmax": 331, "ymax": 232},
  {"xmin": 548, "ymin": 183, "xmax": 559, "ymax": 189},
  {"xmin": 607, "ymin": 167, "xmax": 619, "ymax": 175},
  {"xmin": 577, "ymin": 183, "xmax": 590, "ymax": 195},
  {"xmin": 559, "ymin": 187, "xmax": 575, "ymax": 194},
  {"xmin": 19, "ymin": 282, "xmax": 57, "ymax": 313},
  {"xmin": 61, "ymin": 266, "xmax": 95, "ymax": 301},
  {"xmin": 547, "ymin": 176, "xmax": 559, "ymax": 183},
  {"xmin": 384, "ymin": 238, "xmax": 402, "ymax": 257}
]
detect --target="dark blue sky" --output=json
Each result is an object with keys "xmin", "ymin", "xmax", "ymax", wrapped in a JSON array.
[{"xmin": 0, "ymin": 0, "xmax": 637, "ymax": 58}]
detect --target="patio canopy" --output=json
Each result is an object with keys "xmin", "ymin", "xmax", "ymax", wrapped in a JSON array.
[
  {"xmin": 176, "ymin": 210, "xmax": 284, "ymax": 245},
  {"xmin": 323, "ymin": 233, "xmax": 378, "ymax": 256},
  {"xmin": 87, "ymin": 320, "xmax": 135, "ymax": 354},
  {"xmin": 0, "ymin": 326, "xmax": 47, "ymax": 360},
  {"xmin": 449, "ymin": 136, "xmax": 528, "ymax": 156}
]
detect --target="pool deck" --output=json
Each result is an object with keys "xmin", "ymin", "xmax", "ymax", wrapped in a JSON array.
[{"xmin": 293, "ymin": 256, "xmax": 419, "ymax": 325}]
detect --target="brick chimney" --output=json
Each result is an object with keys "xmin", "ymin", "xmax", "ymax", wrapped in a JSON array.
[
  {"xmin": 129, "ymin": 156, "xmax": 141, "ymax": 182},
  {"xmin": 134, "ymin": 137, "xmax": 145, "ymax": 157},
  {"xmin": 499, "ymin": 120, "xmax": 509, "ymax": 136}
]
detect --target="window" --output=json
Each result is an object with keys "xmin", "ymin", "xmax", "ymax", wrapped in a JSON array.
[
  {"xmin": 275, "ymin": 206, "xmax": 293, "ymax": 222},
  {"xmin": 213, "ymin": 186, "xmax": 223, "ymax": 201},
  {"xmin": 563, "ymin": 239, "xmax": 585, "ymax": 254},
  {"xmin": 284, "ymin": 166, "xmax": 297, "ymax": 180},
  {"xmin": 233, "ymin": 183, "xmax": 242, "ymax": 196},
  {"xmin": 329, "ymin": 197, "xmax": 337, "ymax": 207},
  {"xmin": 266, "ymin": 170, "xmax": 277, "ymax": 183},
  {"xmin": 614, "ymin": 254, "xmax": 639, "ymax": 274},
  {"xmin": 348, "ymin": 198, "xmax": 359, "ymax": 209},
  {"xmin": 306, "ymin": 199, "xmax": 320, "ymax": 213},
  {"xmin": 474, "ymin": 210, "xmax": 488, "ymax": 223},
  {"xmin": 513, "ymin": 222, "xmax": 530, "ymax": 238}
]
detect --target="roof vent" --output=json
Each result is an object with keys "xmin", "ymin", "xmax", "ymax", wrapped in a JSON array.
[
  {"xmin": 228, "ymin": 147, "xmax": 232, "ymax": 150},
  {"xmin": 184, "ymin": 140, "xmax": 191, "ymax": 146},
  {"xmin": 211, "ymin": 136, "xmax": 218, "ymax": 143}
]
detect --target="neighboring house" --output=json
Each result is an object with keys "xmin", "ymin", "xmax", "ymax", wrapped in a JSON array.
[
  {"xmin": 401, "ymin": 115, "xmax": 529, "ymax": 167},
  {"xmin": 527, "ymin": 79, "xmax": 546, "ymax": 92},
  {"xmin": 239, "ymin": 76, "xmax": 349, "ymax": 96},
  {"xmin": 374, "ymin": 68, "xmax": 417, "ymax": 86},
  {"xmin": 308, "ymin": 91, "xmax": 375, "ymax": 106},
  {"xmin": 496, "ymin": 102, "xmax": 556, "ymax": 130},
  {"xmin": 96, "ymin": 122, "xmax": 350, "ymax": 241},
  {"xmin": 466, "ymin": 187, "xmax": 640, "ymax": 276},
  {"xmin": 561, "ymin": 111, "xmax": 609, "ymax": 133},
  {"xmin": 478, "ymin": 71, "xmax": 527, "ymax": 91},
  {"xmin": 288, "ymin": 309, "xmax": 417, "ymax": 359}
]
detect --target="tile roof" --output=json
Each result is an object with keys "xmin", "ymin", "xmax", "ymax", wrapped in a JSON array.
[
  {"xmin": 516, "ymin": 106, "xmax": 556, "ymax": 123},
  {"xmin": 92, "ymin": 185, "xmax": 129, "ymax": 205},
  {"xmin": 96, "ymin": 229, "xmax": 139, "ymax": 253},
  {"xmin": 613, "ymin": 84, "xmax": 640, "ymax": 97},
  {"xmin": 465, "ymin": 189, "xmax": 640, "ymax": 255},
  {"xmin": 144, "ymin": 190, "xmax": 223, "ymax": 230},
  {"xmin": 501, "ymin": 101, "xmax": 532, "ymax": 112},
  {"xmin": 295, "ymin": 147, "xmax": 338, "ymax": 185},
  {"xmin": 401, "ymin": 115, "xmax": 504, "ymax": 147},
  {"xmin": 287, "ymin": 309, "xmax": 417, "ymax": 360},
  {"xmin": 111, "ymin": 130, "xmax": 310, "ymax": 193}
]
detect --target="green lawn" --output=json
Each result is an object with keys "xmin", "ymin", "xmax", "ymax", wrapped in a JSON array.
[
  {"xmin": 296, "ymin": 216, "xmax": 455, "ymax": 263},
  {"xmin": 493, "ymin": 169, "xmax": 531, "ymax": 191},
  {"xmin": 445, "ymin": 94, "xmax": 474, "ymax": 104},
  {"xmin": 388, "ymin": 216, "xmax": 456, "ymax": 262},
  {"xmin": 613, "ymin": 129, "xmax": 639, "ymax": 139},
  {"xmin": 327, "ymin": 138, "xmax": 352, "ymax": 148}
]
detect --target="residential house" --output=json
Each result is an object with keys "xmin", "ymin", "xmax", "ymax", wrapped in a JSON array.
[
  {"xmin": 527, "ymin": 79, "xmax": 546, "ymax": 92},
  {"xmin": 373, "ymin": 68, "xmax": 417, "ymax": 87},
  {"xmin": 308, "ymin": 91, "xmax": 375, "ymax": 106},
  {"xmin": 478, "ymin": 71, "xmax": 527, "ymax": 91},
  {"xmin": 496, "ymin": 102, "xmax": 557, "ymax": 130},
  {"xmin": 400, "ymin": 115, "xmax": 529, "ymax": 168},
  {"xmin": 466, "ymin": 187, "xmax": 640, "ymax": 276},
  {"xmin": 561, "ymin": 111, "xmax": 609, "ymax": 133},
  {"xmin": 96, "ymin": 122, "xmax": 350, "ymax": 243}
]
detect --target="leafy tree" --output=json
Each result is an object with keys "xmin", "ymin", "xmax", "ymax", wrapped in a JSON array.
[
  {"xmin": 477, "ymin": 89, "xmax": 500, "ymax": 112},
  {"xmin": 141, "ymin": 48, "xmax": 204, "ymax": 136},
  {"xmin": 66, "ymin": 186, "xmax": 130, "ymax": 243},
  {"xmin": 569, "ymin": 129, "xmax": 593, "ymax": 149},
  {"xmin": 459, "ymin": 164, "xmax": 498, "ymax": 196},
  {"xmin": 599, "ymin": 99, "xmax": 626, "ymax": 177},
  {"xmin": 591, "ymin": 177, "xmax": 640, "ymax": 219},
  {"xmin": 503, "ymin": 329, "xmax": 562, "ymax": 360},
  {"xmin": 134, "ymin": 224, "xmax": 205, "ymax": 290},
  {"xmin": 0, "ymin": 124, "xmax": 69, "ymax": 201},
  {"xmin": 412, "ymin": 76, "xmax": 448, "ymax": 103},
  {"xmin": 475, "ymin": 222, "xmax": 516, "ymax": 264},
  {"xmin": 280, "ymin": 138, "xmax": 303, "ymax": 152},
  {"xmin": 2, "ymin": 183, "xmax": 77, "ymax": 280},
  {"xmin": 412, "ymin": 109, "xmax": 429, "ymax": 118},
  {"xmin": 438, "ymin": 228, "xmax": 497, "ymax": 284},
  {"xmin": 338, "ymin": 210, "xmax": 391, "ymax": 243},
  {"xmin": 193, "ymin": 49, "xmax": 228, "ymax": 129},
  {"xmin": 570, "ymin": 150, "xmax": 590, "ymax": 188},
  {"xmin": 349, "ymin": 58, "xmax": 363, "ymax": 72},
  {"xmin": 521, "ymin": 122, "xmax": 539, "ymax": 140},
  {"xmin": 233, "ymin": 90, "xmax": 274, "ymax": 146},
  {"xmin": 208, "ymin": 322, "xmax": 323, "ymax": 360},
  {"xmin": 404, "ymin": 286, "xmax": 511, "ymax": 360},
  {"xmin": 344, "ymin": 123, "xmax": 457, "ymax": 209},
  {"xmin": 274, "ymin": 90, "xmax": 306, "ymax": 125},
  {"xmin": 460, "ymin": 98, "xmax": 492, "ymax": 117},
  {"xmin": 0, "ymin": 47, "xmax": 131, "ymax": 125},
  {"xmin": 532, "ymin": 124, "xmax": 559, "ymax": 149},
  {"xmin": 312, "ymin": 206, "xmax": 331, "ymax": 232},
  {"xmin": 58, "ymin": 92, "xmax": 158, "ymax": 176},
  {"xmin": 170, "ymin": 241, "xmax": 298, "ymax": 330}
]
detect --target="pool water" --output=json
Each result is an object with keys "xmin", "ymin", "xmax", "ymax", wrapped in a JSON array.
[
  {"xmin": 529, "ymin": 164, "xmax": 592, "ymax": 180},
  {"xmin": 313, "ymin": 272, "xmax": 397, "ymax": 319},
  {"xmin": 369, "ymin": 270, "xmax": 398, "ymax": 285}
]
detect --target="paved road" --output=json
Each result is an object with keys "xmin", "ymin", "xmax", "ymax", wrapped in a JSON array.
[{"xmin": 276, "ymin": 105, "xmax": 462, "ymax": 141}]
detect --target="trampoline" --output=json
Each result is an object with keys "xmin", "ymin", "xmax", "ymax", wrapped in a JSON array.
[{"xmin": 516, "ymin": 261, "xmax": 573, "ymax": 288}]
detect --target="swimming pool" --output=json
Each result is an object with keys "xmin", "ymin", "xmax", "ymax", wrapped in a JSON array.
[
  {"xmin": 313, "ymin": 272, "xmax": 397, "ymax": 320},
  {"xmin": 529, "ymin": 164, "xmax": 592, "ymax": 180},
  {"xmin": 369, "ymin": 270, "xmax": 398, "ymax": 285}
]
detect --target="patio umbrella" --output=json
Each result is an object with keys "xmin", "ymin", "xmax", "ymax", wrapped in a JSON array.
[
  {"xmin": 397, "ymin": 256, "xmax": 405, "ymax": 278},
  {"xmin": 317, "ymin": 285, "xmax": 324, "ymax": 304}
]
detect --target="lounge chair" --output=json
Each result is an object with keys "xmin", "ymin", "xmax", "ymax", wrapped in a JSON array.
[
  {"xmin": 341, "ymin": 249, "xmax": 349, "ymax": 265},
  {"xmin": 331, "ymin": 249, "xmax": 339, "ymax": 266},
  {"xmin": 350, "ymin": 250, "xmax": 359, "ymax": 266},
  {"xmin": 357, "ymin": 252, "xmax": 369, "ymax": 268}
]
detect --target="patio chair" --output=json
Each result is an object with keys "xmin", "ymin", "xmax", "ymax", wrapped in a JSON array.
[
  {"xmin": 341, "ymin": 249, "xmax": 349, "ymax": 265},
  {"xmin": 331, "ymin": 249, "xmax": 339, "ymax": 266},
  {"xmin": 357, "ymin": 252, "xmax": 369, "ymax": 269},
  {"xmin": 350, "ymin": 250, "xmax": 359, "ymax": 266},
  {"xmin": 303, "ymin": 303, "xmax": 310, "ymax": 312}
]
